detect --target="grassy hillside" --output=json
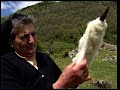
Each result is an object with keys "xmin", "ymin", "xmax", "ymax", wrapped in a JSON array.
[{"xmin": 1, "ymin": 1, "xmax": 117, "ymax": 46}]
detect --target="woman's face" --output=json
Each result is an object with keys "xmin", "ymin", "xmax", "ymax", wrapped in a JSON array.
[{"xmin": 12, "ymin": 23, "xmax": 37, "ymax": 57}]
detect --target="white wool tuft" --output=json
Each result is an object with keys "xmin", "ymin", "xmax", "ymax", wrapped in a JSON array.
[{"xmin": 73, "ymin": 17, "xmax": 107, "ymax": 66}]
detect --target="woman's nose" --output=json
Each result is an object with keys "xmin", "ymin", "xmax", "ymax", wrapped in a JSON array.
[{"xmin": 28, "ymin": 34, "xmax": 35, "ymax": 44}]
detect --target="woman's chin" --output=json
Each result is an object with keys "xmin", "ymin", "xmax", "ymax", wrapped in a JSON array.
[{"xmin": 25, "ymin": 50, "xmax": 35, "ymax": 57}]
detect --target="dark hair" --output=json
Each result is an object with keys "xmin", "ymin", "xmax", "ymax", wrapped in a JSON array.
[{"xmin": 1, "ymin": 13, "xmax": 34, "ymax": 56}]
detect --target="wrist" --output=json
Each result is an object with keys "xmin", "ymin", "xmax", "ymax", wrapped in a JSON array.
[{"xmin": 53, "ymin": 81, "xmax": 65, "ymax": 89}]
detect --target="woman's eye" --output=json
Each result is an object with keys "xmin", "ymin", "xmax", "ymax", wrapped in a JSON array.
[
  {"xmin": 19, "ymin": 32, "xmax": 36, "ymax": 40},
  {"xmin": 31, "ymin": 32, "xmax": 36, "ymax": 36},
  {"xmin": 19, "ymin": 34, "xmax": 29, "ymax": 39}
]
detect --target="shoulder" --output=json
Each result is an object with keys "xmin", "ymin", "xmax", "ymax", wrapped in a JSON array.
[
  {"xmin": 1, "ymin": 52, "xmax": 18, "ymax": 73},
  {"xmin": 0, "ymin": 52, "xmax": 24, "ymax": 67},
  {"xmin": 1, "ymin": 52, "xmax": 16, "ymax": 61}
]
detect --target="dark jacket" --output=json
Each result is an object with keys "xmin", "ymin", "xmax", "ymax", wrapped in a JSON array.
[{"xmin": 0, "ymin": 52, "xmax": 61, "ymax": 89}]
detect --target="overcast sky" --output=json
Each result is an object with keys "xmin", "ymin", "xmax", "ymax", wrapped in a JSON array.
[{"xmin": 1, "ymin": 1, "xmax": 42, "ymax": 16}]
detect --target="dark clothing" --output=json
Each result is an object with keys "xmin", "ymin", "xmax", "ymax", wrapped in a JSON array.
[{"xmin": 1, "ymin": 52, "xmax": 62, "ymax": 89}]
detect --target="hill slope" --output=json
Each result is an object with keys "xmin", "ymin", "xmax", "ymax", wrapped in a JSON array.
[
  {"xmin": 1, "ymin": 1, "xmax": 117, "ymax": 49},
  {"xmin": 17, "ymin": 1, "xmax": 117, "ymax": 44}
]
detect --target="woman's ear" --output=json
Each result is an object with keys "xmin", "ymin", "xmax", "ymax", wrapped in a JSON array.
[
  {"xmin": 9, "ymin": 39, "xmax": 13, "ymax": 47},
  {"xmin": 11, "ymin": 45, "xmax": 13, "ymax": 47}
]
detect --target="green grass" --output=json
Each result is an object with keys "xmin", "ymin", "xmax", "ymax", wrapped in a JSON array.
[
  {"xmin": 52, "ymin": 41, "xmax": 75, "ymax": 50},
  {"xmin": 51, "ymin": 55, "xmax": 71, "ymax": 70},
  {"xmin": 37, "ymin": 41, "xmax": 75, "ymax": 54},
  {"xmin": 51, "ymin": 48, "xmax": 117, "ymax": 89}
]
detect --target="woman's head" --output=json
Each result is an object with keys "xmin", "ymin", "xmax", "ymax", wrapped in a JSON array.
[
  {"xmin": 10, "ymin": 14, "xmax": 37, "ymax": 57},
  {"xmin": 10, "ymin": 15, "xmax": 35, "ymax": 41},
  {"xmin": 1, "ymin": 13, "xmax": 28, "ymax": 56}
]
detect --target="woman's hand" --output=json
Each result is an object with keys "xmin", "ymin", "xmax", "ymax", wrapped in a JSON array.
[{"xmin": 53, "ymin": 58, "xmax": 91, "ymax": 89}]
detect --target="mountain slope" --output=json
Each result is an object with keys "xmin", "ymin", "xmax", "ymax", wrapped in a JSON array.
[{"xmin": 1, "ymin": 1, "xmax": 117, "ymax": 45}]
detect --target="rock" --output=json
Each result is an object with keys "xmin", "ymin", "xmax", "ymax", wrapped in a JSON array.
[
  {"xmin": 68, "ymin": 42, "xmax": 117, "ymax": 63},
  {"xmin": 87, "ymin": 80, "xmax": 111, "ymax": 89},
  {"xmin": 68, "ymin": 47, "xmax": 78, "ymax": 58}
]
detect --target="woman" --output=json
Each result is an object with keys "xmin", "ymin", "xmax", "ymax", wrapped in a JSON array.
[{"xmin": 1, "ymin": 13, "xmax": 91, "ymax": 89}]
